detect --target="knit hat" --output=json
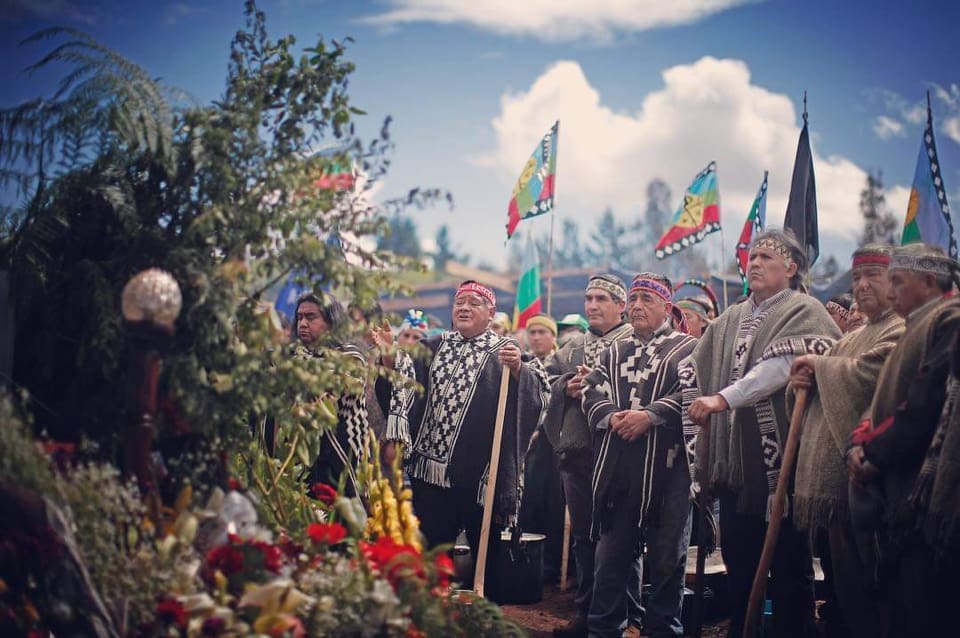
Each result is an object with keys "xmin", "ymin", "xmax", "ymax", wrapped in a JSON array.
[{"xmin": 525, "ymin": 314, "xmax": 557, "ymax": 336}]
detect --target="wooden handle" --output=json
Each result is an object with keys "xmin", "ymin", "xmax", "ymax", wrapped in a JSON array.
[
  {"xmin": 743, "ymin": 387, "xmax": 809, "ymax": 638},
  {"xmin": 559, "ymin": 506, "xmax": 572, "ymax": 592},
  {"xmin": 690, "ymin": 420, "xmax": 713, "ymax": 638},
  {"xmin": 473, "ymin": 365, "xmax": 512, "ymax": 597}
]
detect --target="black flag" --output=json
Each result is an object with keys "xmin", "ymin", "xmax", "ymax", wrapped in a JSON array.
[{"xmin": 784, "ymin": 115, "xmax": 819, "ymax": 266}]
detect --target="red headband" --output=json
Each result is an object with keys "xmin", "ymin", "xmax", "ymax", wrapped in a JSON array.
[
  {"xmin": 456, "ymin": 282, "xmax": 496, "ymax": 307},
  {"xmin": 630, "ymin": 278, "xmax": 672, "ymax": 303},
  {"xmin": 852, "ymin": 254, "xmax": 891, "ymax": 268}
]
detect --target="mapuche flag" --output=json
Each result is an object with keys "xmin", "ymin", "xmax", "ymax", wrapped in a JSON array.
[
  {"xmin": 901, "ymin": 94, "xmax": 956, "ymax": 257},
  {"xmin": 513, "ymin": 235, "xmax": 542, "ymax": 328},
  {"xmin": 736, "ymin": 171, "xmax": 769, "ymax": 294},
  {"xmin": 507, "ymin": 121, "xmax": 558, "ymax": 239},
  {"xmin": 655, "ymin": 161, "xmax": 720, "ymax": 259},
  {"xmin": 783, "ymin": 115, "xmax": 819, "ymax": 265}
]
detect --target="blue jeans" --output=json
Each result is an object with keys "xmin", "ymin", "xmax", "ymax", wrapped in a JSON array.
[{"xmin": 588, "ymin": 459, "xmax": 692, "ymax": 638}]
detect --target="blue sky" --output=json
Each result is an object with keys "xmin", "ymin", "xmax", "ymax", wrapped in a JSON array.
[{"xmin": 3, "ymin": 0, "xmax": 959, "ymax": 273}]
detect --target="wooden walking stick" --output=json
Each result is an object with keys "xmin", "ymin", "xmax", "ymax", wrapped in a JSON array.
[
  {"xmin": 743, "ymin": 387, "xmax": 809, "ymax": 638},
  {"xmin": 559, "ymin": 505, "xmax": 572, "ymax": 591},
  {"xmin": 690, "ymin": 420, "xmax": 713, "ymax": 638},
  {"xmin": 474, "ymin": 365, "xmax": 512, "ymax": 597}
]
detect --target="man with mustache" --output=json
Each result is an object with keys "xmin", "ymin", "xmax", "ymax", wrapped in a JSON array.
[
  {"xmin": 543, "ymin": 274, "xmax": 635, "ymax": 638},
  {"xmin": 789, "ymin": 244, "xmax": 904, "ymax": 637},
  {"xmin": 382, "ymin": 280, "xmax": 550, "ymax": 587},
  {"xmin": 684, "ymin": 229, "xmax": 840, "ymax": 638},
  {"xmin": 581, "ymin": 273, "xmax": 698, "ymax": 638}
]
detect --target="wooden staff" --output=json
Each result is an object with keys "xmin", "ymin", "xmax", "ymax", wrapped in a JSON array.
[
  {"xmin": 690, "ymin": 420, "xmax": 713, "ymax": 638},
  {"xmin": 743, "ymin": 387, "xmax": 809, "ymax": 638},
  {"xmin": 474, "ymin": 365, "xmax": 512, "ymax": 597},
  {"xmin": 559, "ymin": 506, "xmax": 572, "ymax": 591}
]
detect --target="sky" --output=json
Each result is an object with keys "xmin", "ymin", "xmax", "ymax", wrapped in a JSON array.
[{"xmin": 2, "ymin": 0, "xmax": 960, "ymax": 274}]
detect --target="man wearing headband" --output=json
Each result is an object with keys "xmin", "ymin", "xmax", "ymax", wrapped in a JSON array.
[
  {"xmin": 397, "ymin": 309, "xmax": 429, "ymax": 347},
  {"xmin": 381, "ymin": 280, "xmax": 549, "ymax": 589},
  {"xmin": 788, "ymin": 244, "xmax": 904, "ymax": 637},
  {"xmin": 684, "ymin": 229, "xmax": 840, "ymax": 638},
  {"xmin": 847, "ymin": 243, "xmax": 960, "ymax": 637},
  {"xmin": 675, "ymin": 298, "xmax": 711, "ymax": 338},
  {"xmin": 581, "ymin": 272, "xmax": 698, "ymax": 638},
  {"xmin": 544, "ymin": 273, "xmax": 636, "ymax": 637}
]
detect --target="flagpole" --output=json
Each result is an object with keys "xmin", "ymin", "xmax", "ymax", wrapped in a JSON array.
[
  {"xmin": 546, "ymin": 120, "xmax": 559, "ymax": 316},
  {"xmin": 719, "ymin": 226, "xmax": 730, "ymax": 310}
]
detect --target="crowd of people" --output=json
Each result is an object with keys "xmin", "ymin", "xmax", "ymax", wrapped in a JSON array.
[{"xmin": 283, "ymin": 229, "xmax": 960, "ymax": 638}]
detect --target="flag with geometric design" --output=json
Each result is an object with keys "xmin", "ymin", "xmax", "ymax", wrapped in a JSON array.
[
  {"xmin": 507, "ymin": 121, "xmax": 559, "ymax": 240},
  {"xmin": 901, "ymin": 94, "xmax": 956, "ymax": 258},
  {"xmin": 655, "ymin": 161, "xmax": 721, "ymax": 259},
  {"xmin": 736, "ymin": 171, "xmax": 768, "ymax": 294}
]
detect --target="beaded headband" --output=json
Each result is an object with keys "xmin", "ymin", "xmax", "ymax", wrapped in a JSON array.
[
  {"xmin": 676, "ymin": 298, "xmax": 710, "ymax": 320},
  {"xmin": 629, "ymin": 277, "xmax": 672, "ymax": 303},
  {"xmin": 751, "ymin": 237, "xmax": 793, "ymax": 264},
  {"xmin": 825, "ymin": 301, "xmax": 851, "ymax": 322},
  {"xmin": 888, "ymin": 253, "xmax": 957, "ymax": 277},
  {"xmin": 586, "ymin": 276, "xmax": 627, "ymax": 301},
  {"xmin": 852, "ymin": 253, "xmax": 891, "ymax": 268},
  {"xmin": 456, "ymin": 282, "xmax": 496, "ymax": 307}
]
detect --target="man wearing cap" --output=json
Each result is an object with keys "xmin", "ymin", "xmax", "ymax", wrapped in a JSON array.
[
  {"xmin": 382, "ymin": 280, "xmax": 550, "ymax": 582},
  {"xmin": 788, "ymin": 244, "xmax": 904, "ymax": 637},
  {"xmin": 582, "ymin": 273, "xmax": 698, "ymax": 638},
  {"xmin": 684, "ymin": 229, "xmax": 840, "ymax": 638},
  {"xmin": 543, "ymin": 274, "xmax": 635, "ymax": 637},
  {"xmin": 557, "ymin": 313, "xmax": 589, "ymax": 348},
  {"xmin": 846, "ymin": 243, "xmax": 960, "ymax": 637}
]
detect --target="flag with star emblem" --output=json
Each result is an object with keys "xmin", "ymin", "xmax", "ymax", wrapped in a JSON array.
[
  {"xmin": 736, "ymin": 171, "xmax": 768, "ymax": 294},
  {"xmin": 655, "ymin": 161, "xmax": 720, "ymax": 259},
  {"xmin": 507, "ymin": 121, "xmax": 558, "ymax": 239},
  {"xmin": 902, "ymin": 93, "xmax": 956, "ymax": 257}
]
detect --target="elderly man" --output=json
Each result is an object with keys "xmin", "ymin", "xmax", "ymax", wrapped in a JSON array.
[
  {"xmin": 675, "ymin": 298, "xmax": 711, "ymax": 338},
  {"xmin": 684, "ymin": 229, "xmax": 840, "ymax": 638},
  {"xmin": 847, "ymin": 243, "xmax": 960, "ymax": 637},
  {"xmin": 292, "ymin": 293, "xmax": 369, "ymax": 496},
  {"xmin": 382, "ymin": 280, "xmax": 549, "ymax": 580},
  {"xmin": 544, "ymin": 274, "xmax": 635, "ymax": 638},
  {"xmin": 582, "ymin": 273, "xmax": 698, "ymax": 638},
  {"xmin": 789, "ymin": 244, "xmax": 904, "ymax": 638}
]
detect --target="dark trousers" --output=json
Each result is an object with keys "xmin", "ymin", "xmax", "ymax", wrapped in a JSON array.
[
  {"xmin": 589, "ymin": 463, "xmax": 691, "ymax": 638},
  {"xmin": 411, "ymin": 478, "xmax": 502, "ymax": 586},
  {"xmin": 519, "ymin": 432, "xmax": 566, "ymax": 582},
  {"xmin": 827, "ymin": 520, "xmax": 884, "ymax": 638},
  {"xmin": 719, "ymin": 494, "xmax": 815, "ymax": 638},
  {"xmin": 560, "ymin": 453, "xmax": 599, "ymax": 618},
  {"xmin": 886, "ymin": 533, "xmax": 954, "ymax": 637}
]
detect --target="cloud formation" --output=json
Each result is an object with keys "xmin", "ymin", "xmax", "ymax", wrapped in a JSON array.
[
  {"xmin": 872, "ymin": 115, "xmax": 905, "ymax": 140},
  {"xmin": 361, "ymin": 0, "xmax": 755, "ymax": 43},
  {"xmin": 484, "ymin": 57, "xmax": 877, "ymax": 254},
  {"xmin": 871, "ymin": 85, "xmax": 960, "ymax": 145}
]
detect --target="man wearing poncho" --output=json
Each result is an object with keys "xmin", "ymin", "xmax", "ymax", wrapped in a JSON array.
[
  {"xmin": 383, "ymin": 280, "xmax": 549, "ymax": 583},
  {"xmin": 581, "ymin": 273, "xmax": 697, "ymax": 638},
  {"xmin": 542, "ymin": 274, "xmax": 635, "ymax": 638},
  {"xmin": 685, "ymin": 229, "xmax": 840, "ymax": 638},
  {"xmin": 847, "ymin": 243, "xmax": 960, "ymax": 637},
  {"xmin": 789, "ymin": 244, "xmax": 904, "ymax": 638}
]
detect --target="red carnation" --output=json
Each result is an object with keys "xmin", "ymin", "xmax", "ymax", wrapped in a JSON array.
[
  {"xmin": 434, "ymin": 553, "xmax": 455, "ymax": 588},
  {"xmin": 360, "ymin": 537, "xmax": 424, "ymax": 585},
  {"xmin": 205, "ymin": 544, "xmax": 244, "ymax": 576},
  {"xmin": 309, "ymin": 482, "xmax": 338, "ymax": 506},
  {"xmin": 155, "ymin": 598, "xmax": 187, "ymax": 628},
  {"xmin": 307, "ymin": 522, "xmax": 348, "ymax": 546},
  {"xmin": 253, "ymin": 540, "xmax": 283, "ymax": 573}
]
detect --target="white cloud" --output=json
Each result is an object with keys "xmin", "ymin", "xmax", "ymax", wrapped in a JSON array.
[
  {"xmin": 361, "ymin": 0, "xmax": 756, "ymax": 43},
  {"xmin": 872, "ymin": 115, "xmax": 905, "ymax": 140},
  {"xmin": 484, "ymin": 57, "xmax": 875, "ymax": 259}
]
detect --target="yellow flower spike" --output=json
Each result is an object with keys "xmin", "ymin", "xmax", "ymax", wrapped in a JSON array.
[
  {"xmin": 174, "ymin": 485, "xmax": 194, "ymax": 513},
  {"xmin": 214, "ymin": 570, "xmax": 228, "ymax": 595}
]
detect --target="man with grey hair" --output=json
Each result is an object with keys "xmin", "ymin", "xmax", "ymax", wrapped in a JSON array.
[
  {"xmin": 788, "ymin": 244, "xmax": 904, "ymax": 637},
  {"xmin": 847, "ymin": 242, "xmax": 960, "ymax": 637},
  {"xmin": 684, "ymin": 228, "xmax": 840, "ymax": 638},
  {"xmin": 544, "ymin": 273, "xmax": 635, "ymax": 637}
]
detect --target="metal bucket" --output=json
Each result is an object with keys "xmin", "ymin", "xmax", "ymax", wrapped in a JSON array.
[{"xmin": 487, "ymin": 531, "xmax": 545, "ymax": 605}]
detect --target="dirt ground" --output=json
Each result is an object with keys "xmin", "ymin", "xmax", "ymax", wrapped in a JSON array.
[{"xmin": 499, "ymin": 584, "xmax": 731, "ymax": 638}]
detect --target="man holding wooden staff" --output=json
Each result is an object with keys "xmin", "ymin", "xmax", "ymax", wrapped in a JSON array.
[
  {"xmin": 581, "ymin": 272, "xmax": 698, "ymax": 638},
  {"xmin": 788, "ymin": 244, "xmax": 904, "ymax": 638},
  {"xmin": 382, "ymin": 280, "xmax": 550, "ymax": 584},
  {"xmin": 543, "ymin": 274, "xmax": 635, "ymax": 638},
  {"xmin": 685, "ymin": 229, "xmax": 839, "ymax": 638}
]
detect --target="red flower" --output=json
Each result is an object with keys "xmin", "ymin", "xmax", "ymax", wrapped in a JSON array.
[
  {"xmin": 309, "ymin": 482, "xmax": 338, "ymax": 506},
  {"xmin": 227, "ymin": 477, "xmax": 244, "ymax": 491},
  {"xmin": 360, "ymin": 537, "xmax": 424, "ymax": 585},
  {"xmin": 307, "ymin": 522, "xmax": 348, "ymax": 546},
  {"xmin": 205, "ymin": 544, "xmax": 244, "ymax": 576},
  {"xmin": 155, "ymin": 598, "xmax": 187, "ymax": 628},
  {"xmin": 253, "ymin": 540, "xmax": 283, "ymax": 573},
  {"xmin": 201, "ymin": 616, "xmax": 226, "ymax": 636},
  {"xmin": 434, "ymin": 553, "xmax": 455, "ymax": 588}
]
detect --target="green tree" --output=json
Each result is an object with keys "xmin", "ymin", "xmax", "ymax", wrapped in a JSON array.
[
  {"xmin": 859, "ymin": 169, "xmax": 899, "ymax": 245},
  {"xmin": 586, "ymin": 208, "xmax": 627, "ymax": 268},
  {"xmin": 555, "ymin": 218, "xmax": 585, "ymax": 269},
  {"xmin": 378, "ymin": 212, "xmax": 422, "ymax": 259},
  {"xmin": 431, "ymin": 223, "xmax": 458, "ymax": 270},
  {"xmin": 0, "ymin": 2, "xmax": 444, "ymax": 531}
]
